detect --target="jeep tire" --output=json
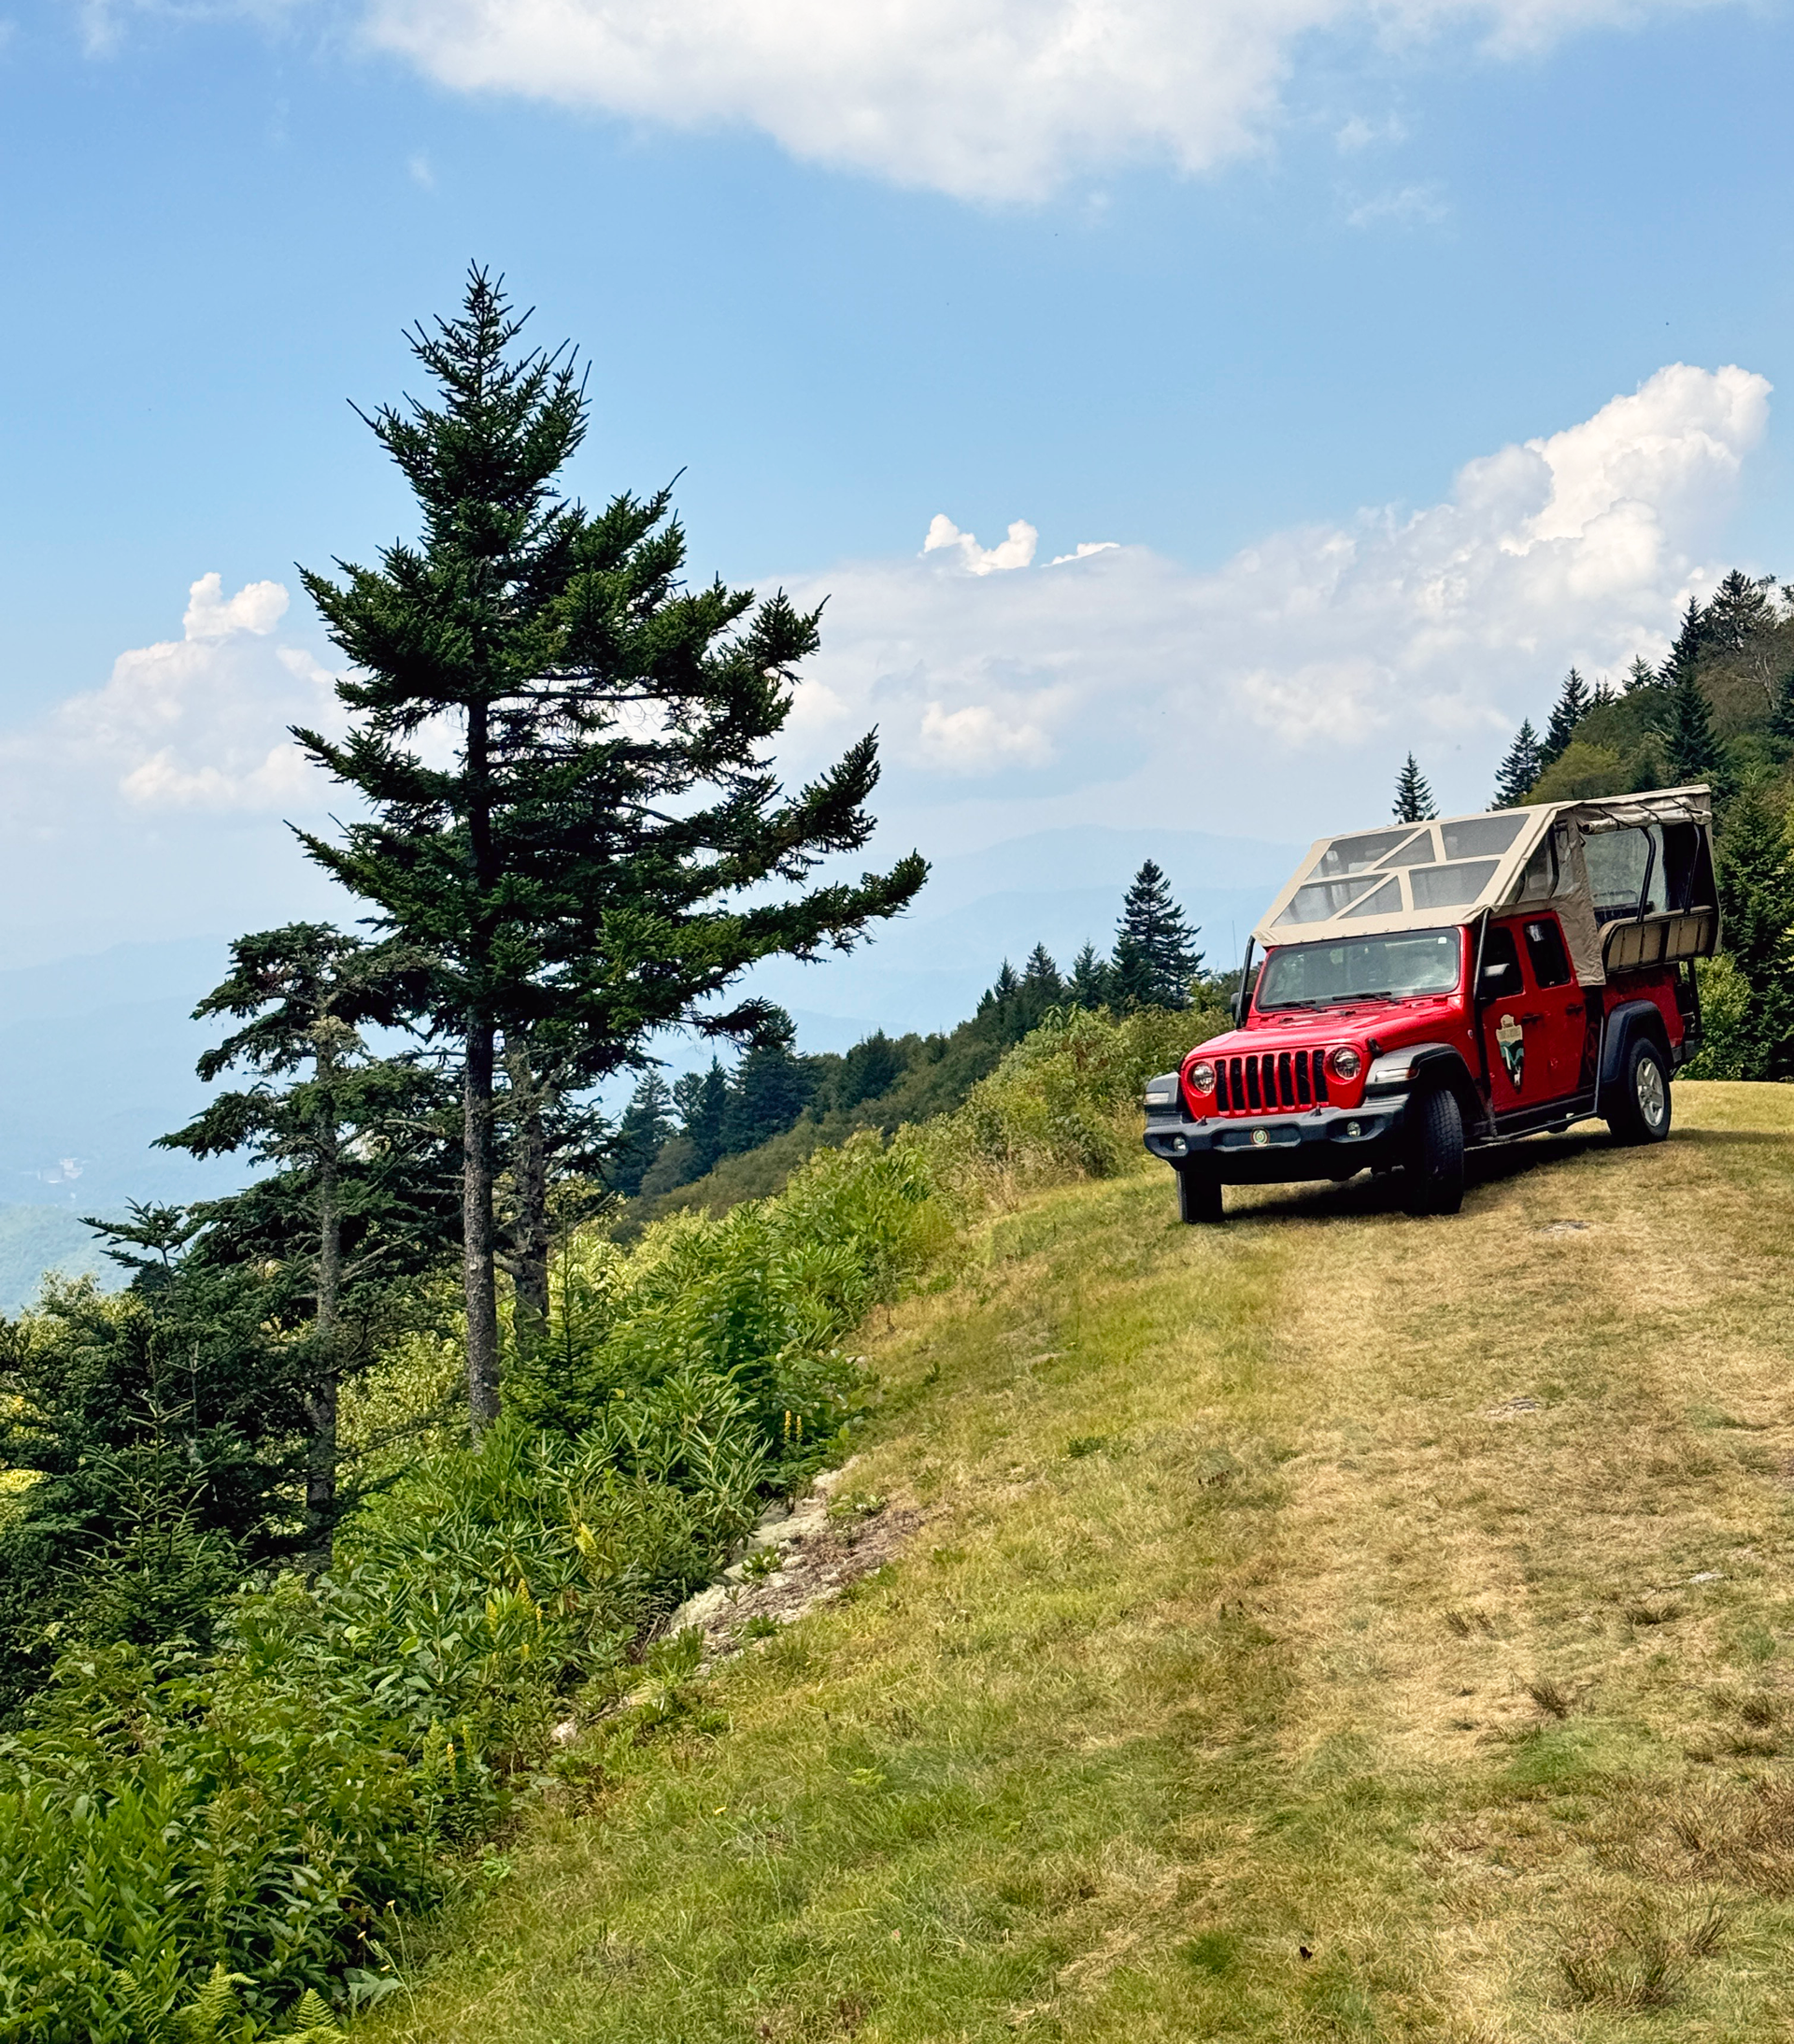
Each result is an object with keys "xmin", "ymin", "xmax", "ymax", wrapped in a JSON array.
[
  {"xmin": 1176, "ymin": 1167, "xmax": 1223, "ymax": 1225},
  {"xmin": 1606, "ymin": 1034, "xmax": 1672, "ymax": 1146},
  {"xmin": 1404, "ymin": 1087, "xmax": 1465, "ymax": 1216}
]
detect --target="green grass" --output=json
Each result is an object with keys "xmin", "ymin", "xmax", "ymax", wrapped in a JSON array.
[{"xmin": 365, "ymin": 1081, "xmax": 1794, "ymax": 2042}]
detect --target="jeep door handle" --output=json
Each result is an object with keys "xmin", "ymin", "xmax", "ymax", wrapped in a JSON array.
[{"xmin": 1519, "ymin": 1012, "xmax": 1545, "ymax": 1024}]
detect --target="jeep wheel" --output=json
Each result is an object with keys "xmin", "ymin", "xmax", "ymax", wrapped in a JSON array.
[
  {"xmin": 1176, "ymin": 1168, "xmax": 1223, "ymax": 1225},
  {"xmin": 1404, "ymin": 1088, "xmax": 1465, "ymax": 1216},
  {"xmin": 1606, "ymin": 1036, "xmax": 1672, "ymax": 1146}
]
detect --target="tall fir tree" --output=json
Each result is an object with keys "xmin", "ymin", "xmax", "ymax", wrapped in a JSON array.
[
  {"xmin": 293, "ymin": 270, "xmax": 924, "ymax": 1430},
  {"xmin": 1625, "ymin": 654, "xmax": 1661, "ymax": 693},
  {"xmin": 1110, "ymin": 862, "xmax": 1202, "ymax": 1010},
  {"xmin": 832, "ymin": 1030, "xmax": 904, "ymax": 1109},
  {"xmin": 1660, "ymin": 665, "xmax": 1721, "ymax": 787},
  {"xmin": 1021, "ymin": 943, "xmax": 1064, "ymax": 1005},
  {"xmin": 1540, "ymin": 669, "xmax": 1592, "ymax": 768},
  {"xmin": 1016, "ymin": 944, "xmax": 1066, "ymax": 1030},
  {"xmin": 1391, "ymin": 753, "xmax": 1436, "ymax": 823},
  {"xmin": 1067, "ymin": 941, "xmax": 1114, "ymax": 1010},
  {"xmin": 1706, "ymin": 568, "xmax": 1774, "ymax": 651},
  {"xmin": 1661, "ymin": 594, "xmax": 1713, "ymax": 690},
  {"xmin": 1492, "ymin": 720, "xmax": 1545, "ymax": 807},
  {"xmin": 609, "ymin": 1073, "xmax": 675, "ymax": 1199},
  {"xmin": 673, "ymin": 1062, "xmax": 732, "ymax": 1179},
  {"xmin": 156, "ymin": 926, "xmax": 448, "ymax": 1551},
  {"xmin": 721, "ymin": 1013, "xmax": 813, "ymax": 1155},
  {"xmin": 976, "ymin": 960, "xmax": 1021, "ymax": 1021}
]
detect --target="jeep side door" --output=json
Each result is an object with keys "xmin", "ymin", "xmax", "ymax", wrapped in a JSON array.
[
  {"xmin": 1478, "ymin": 914, "xmax": 1587, "ymax": 1110},
  {"xmin": 1516, "ymin": 913, "xmax": 1591, "ymax": 1101}
]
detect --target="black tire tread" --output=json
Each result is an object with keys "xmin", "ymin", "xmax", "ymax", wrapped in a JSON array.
[
  {"xmin": 1176, "ymin": 1169, "xmax": 1223, "ymax": 1225},
  {"xmin": 1404, "ymin": 1087, "xmax": 1465, "ymax": 1216}
]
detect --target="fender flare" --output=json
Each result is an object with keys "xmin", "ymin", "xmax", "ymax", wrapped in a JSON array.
[
  {"xmin": 1599, "ymin": 998, "xmax": 1673, "ymax": 1090},
  {"xmin": 1367, "ymin": 1043, "xmax": 1488, "ymax": 1138}
]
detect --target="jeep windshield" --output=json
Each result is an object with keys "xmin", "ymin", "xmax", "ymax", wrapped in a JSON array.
[{"xmin": 1257, "ymin": 928, "xmax": 1463, "ymax": 1011}]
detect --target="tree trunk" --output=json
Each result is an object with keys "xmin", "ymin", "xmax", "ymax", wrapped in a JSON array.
[
  {"xmin": 463, "ymin": 1013, "xmax": 502, "ymax": 1433},
  {"xmin": 504, "ymin": 1037, "xmax": 551, "ymax": 1359},
  {"xmin": 306, "ymin": 1104, "xmax": 342, "ymax": 1560},
  {"xmin": 463, "ymin": 696, "xmax": 503, "ymax": 1436}
]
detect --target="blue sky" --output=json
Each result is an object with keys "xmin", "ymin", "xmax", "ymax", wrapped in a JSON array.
[{"xmin": 2, "ymin": 0, "xmax": 1792, "ymax": 969}]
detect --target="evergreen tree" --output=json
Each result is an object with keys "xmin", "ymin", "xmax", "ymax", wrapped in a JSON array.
[
  {"xmin": 1492, "ymin": 720, "xmax": 1545, "ymax": 808},
  {"xmin": 1661, "ymin": 594, "xmax": 1713, "ymax": 690},
  {"xmin": 1067, "ymin": 941, "xmax": 1113, "ymax": 1009},
  {"xmin": 976, "ymin": 960, "xmax": 1021, "ymax": 1021},
  {"xmin": 721, "ymin": 1013, "xmax": 813, "ymax": 1155},
  {"xmin": 293, "ymin": 270, "xmax": 924, "ymax": 1429},
  {"xmin": 1625, "ymin": 654, "xmax": 1661, "ymax": 693},
  {"xmin": 609, "ymin": 1073, "xmax": 675, "ymax": 1199},
  {"xmin": 673, "ymin": 1062, "xmax": 732, "ymax": 1179},
  {"xmin": 1391, "ymin": 753, "xmax": 1436, "ymax": 823},
  {"xmin": 1706, "ymin": 568, "xmax": 1775, "ymax": 651},
  {"xmin": 1590, "ymin": 677, "xmax": 1617, "ymax": 709},
  {"xmin": 975, "ymin": 960, "xmax": 1045, "ymax": 1044},
  {"xmin": 1712, "ymin": 788, "xmax": 1794, "ymax": 1078},
  {"xmin": 1540, "ymin": 668, "xmax": 1592, "ymax": 767},
  {"xmin": 1013, "ymin": 944, "xmax": 1066, "ymax": 1032},
  {"xmin": 157, "ymin": 926, "xmax": 448, "ymax": 1551},
  {"xmin": 1769, "ymin": 666, "xmax": 1794, "ymax": 754},
  {"xmin": 1021, "ymin": 943, "xmax": 1064, "ymax": 1007},
  {"xmin": 0, "ymin": 1216, "xmax": 307, "ymax": 1715},
  {"xmin": 832, "ymin": 1030, "xmax": 905, "ymax": 1110},
  {"xmin": 1660, "ymin": 665, "xmax": 1721, "ymax": 786},
  {"xmin": 1110, "ymin": 862, "xmax": 1202, "ymax": 1010}
]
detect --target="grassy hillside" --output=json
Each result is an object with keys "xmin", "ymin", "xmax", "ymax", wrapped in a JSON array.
[{"xmin": 367, "ymin": 1083, "xmax": 1794, "ymax": 2042}]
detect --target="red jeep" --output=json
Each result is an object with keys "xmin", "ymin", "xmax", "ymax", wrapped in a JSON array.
[{"xmin": 1143, "ymin": 788, "xmax": 1717, "ymax": 1221}]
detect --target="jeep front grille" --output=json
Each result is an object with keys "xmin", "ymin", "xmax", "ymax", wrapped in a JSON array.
[{"xmin": 1213, "ymin": 1049, "xmax": 1329, "ymax": 1115}]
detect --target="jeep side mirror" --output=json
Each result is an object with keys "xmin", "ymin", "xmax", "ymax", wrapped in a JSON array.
[{"xmin": 1478, "ymin": 961, "xmax": 1514, "ymax": 995}]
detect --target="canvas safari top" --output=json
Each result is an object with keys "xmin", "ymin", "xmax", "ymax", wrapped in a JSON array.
[{"xmin": 1254, "ymin": 785, "xmax": 1717, "ymax": 988}]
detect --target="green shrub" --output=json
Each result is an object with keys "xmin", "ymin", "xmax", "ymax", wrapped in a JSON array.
[
  {"xmin": 505, "ymin": 1130, "xmax": 946, "ymax": 1467},
  {"xmin": 1682, "ymin": 952, "xmax": 1761, "ymax": 1080},
  {"xmin": 928, "ymin": 1003, "xmax": 1225, "ymax": 1197},
  {"xmin": 0, "ymin": 1122, "xmax": 952, "ymax": 2036}
]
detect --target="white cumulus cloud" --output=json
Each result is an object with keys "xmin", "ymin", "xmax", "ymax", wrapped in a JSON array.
[
  {"xmin": 1, "ymin": 573, "xmax": 340, "ymax": 817},
  {"xmin": 922, "ymin": 514, "xmax": 1039, "ymax": 575},
  {"xmin": 359, "ymin": 0, "xmax": 1733, "ymax": 202},
  {"xmin": 776, "ymin": 363, "xmax": 1770, "ymax": 838},
  {"xmin": 0, "ymin": 574, "xmax": 354, "ymax": 953}
]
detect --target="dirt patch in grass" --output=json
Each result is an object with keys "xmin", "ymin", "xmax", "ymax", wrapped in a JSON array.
[{"xmin": 663, "ymin": 1470, "xmax": 926, "ymax": 1660}]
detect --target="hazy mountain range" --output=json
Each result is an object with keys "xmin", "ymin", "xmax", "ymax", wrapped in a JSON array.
[
  {"xmin": 746, "ymin": 823, "xmax": 1302, "ymax": 1048},
  {"xmin": 0, "ymin": 824, "xmax": 1300, "ymax": 1310}
]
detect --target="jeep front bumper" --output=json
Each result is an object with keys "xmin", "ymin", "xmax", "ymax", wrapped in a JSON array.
[{"xmin": 1142, "ymin": 1095, "xmax": 1410, "ymax": 1181}]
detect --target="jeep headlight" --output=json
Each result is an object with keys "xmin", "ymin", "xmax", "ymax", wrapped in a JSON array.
[
  {"xmin": 1327, "ymin": 1045, "xmax": 1362, "ymax": 1082},
  {"xmin": 1187, "ymin": 1060, "xmax": 1217, "ymax": 1093}
]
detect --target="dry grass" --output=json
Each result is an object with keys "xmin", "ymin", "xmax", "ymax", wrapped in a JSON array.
[
  {"xmin": 363, "ymin": 1081, "xmax": 1794, "ymax": 2042},
  {"xmin": 1558, "ymin": 1891, "xmax": 1729, "ymax": 2009}
]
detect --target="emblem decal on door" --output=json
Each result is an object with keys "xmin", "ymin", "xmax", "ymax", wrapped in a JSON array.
[{"xmin": 1495, "ymin": 1012, "xmax": 1524, "ymax": 1088}]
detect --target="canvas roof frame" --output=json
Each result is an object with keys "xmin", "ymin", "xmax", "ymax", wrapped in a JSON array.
[{"xmin": 1253, "ymin": 785, "xmax": 1715, "ymax": 989}]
